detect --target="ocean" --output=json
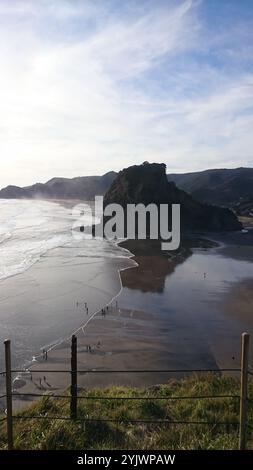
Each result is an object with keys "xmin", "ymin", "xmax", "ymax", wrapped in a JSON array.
[
  {"xmin": 1, "ymin": 199, "xmax": 253, "ymax": 388},
  {"xmin": 0, "ymin": 199, "xmax": 134, "ymax": 371},
  {"xmin": 0, "ymin": 199, "xmax": 98, "ymax": 280}
]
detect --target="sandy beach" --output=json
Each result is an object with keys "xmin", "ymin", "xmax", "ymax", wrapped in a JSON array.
[
  {"xmin": 11, "ymin": 305, "xmax": 179, "ymax": 411},
  {"xmin": 1, "ymin": 229, "xmax": 253, "ymax": 412},
  {"xmin": 223, "ymin": 279, "xmax": 253, "ymax": 327},
  {"xmin": 0, "ymin": 238, "xmax": 134, "ymax": 371},
  {"xmin": 10, "ymin": 302, "xmax": 225, "ymax": 412}
]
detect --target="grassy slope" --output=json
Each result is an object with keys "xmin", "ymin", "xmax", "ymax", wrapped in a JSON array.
[{"xmin": 0, "ymin": 374, "xmax": 252, "ymax": 450}]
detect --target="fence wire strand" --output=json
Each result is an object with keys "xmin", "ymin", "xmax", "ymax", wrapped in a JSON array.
[
  {"xmin": 0, "ymin": 367, "xmax": 242, "ymax": 375},
  {"xmin": 10, "ymin": 392, "xmax": 240, "ymax": 401},
  {"xmin": 12, "ymin": 415, "xmax": 240, "ymax": 427}
]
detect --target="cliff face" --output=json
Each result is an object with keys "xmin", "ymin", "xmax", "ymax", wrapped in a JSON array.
[{"xmin": 104, "ymin": 162, "xmax": 242, "ymax": 232}]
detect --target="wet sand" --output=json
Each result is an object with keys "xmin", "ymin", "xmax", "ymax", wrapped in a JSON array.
[
  {"xmin": 223, "ymin": 279, "xmax": 253, "ymax": 326},
  {"xmin": 1, "ymin": 232, "xmax": 253, "ymax": 412},
  {"xmin": 10, "ymin": 304, "xmax": 221, "ymax": 412},
  {"xmin": 0, "ymin": 239, "xmax": 134, "ymax": 383}
]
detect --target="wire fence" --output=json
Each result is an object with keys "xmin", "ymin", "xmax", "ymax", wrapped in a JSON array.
[{"xmin": 0, "ymin": 333, "xmax": 252, "ymax": 450}]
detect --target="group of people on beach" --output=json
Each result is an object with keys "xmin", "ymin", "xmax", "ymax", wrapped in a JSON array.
[
  {"xmin": 29, "ymin": 372, "xmax": 51, "ymax": 390},
  {"xmin": 15, "ymin": 300, "xmax": 121, "ymax": 397},
  {"xmin": 76, "ymin": 300, "xmax": 89, "ymax": 314},
  {"xmin": 86, "ymin": 341, "xmax": 101, "ymax": 354},
  {"xmin": 76, "ymin": 299, "xmax": 120, "ymax": 317}
]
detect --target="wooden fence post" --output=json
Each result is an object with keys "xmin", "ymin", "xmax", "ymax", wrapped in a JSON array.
[
  {"xmin": 70, "ymin": 335, "xmax": 77, "ymax": 419},
  {"xmin": 239, "ymin": 332, "xmax": 250, "ymax": 450},
  {"xmin": 4, "ymin": 339, "xmax": 13, "ymax": 450}
]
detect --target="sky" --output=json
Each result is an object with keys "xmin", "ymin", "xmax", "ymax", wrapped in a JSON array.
[{"xmin": 0, "ymin": 0, "xmax": 253, "ymax": 188}]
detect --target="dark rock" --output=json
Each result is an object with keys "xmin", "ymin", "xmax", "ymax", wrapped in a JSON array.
[{"xmin": 103, "ymin": 162, "xmax": 242, "ymax": 232}]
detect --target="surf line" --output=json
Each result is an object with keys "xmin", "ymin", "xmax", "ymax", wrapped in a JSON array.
[
  {"xmin": 34, "ymin": 241, "xmax": 137, "ymax": 363},
  {"xmin": 10, "ymin": 248, "xmax": 138, "ymax": 394},
  {"xmin": 74, "ymin": 247, "xmax": 137, "ymax": 338},
  {"xmin": 19, "ymin": 240, "xmax": 137, "ymax": 378}
]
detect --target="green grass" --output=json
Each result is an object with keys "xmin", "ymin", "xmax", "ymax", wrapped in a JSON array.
[{"xmin": 0, "ymin": 373, "xmax": 253, "ymax": 450}]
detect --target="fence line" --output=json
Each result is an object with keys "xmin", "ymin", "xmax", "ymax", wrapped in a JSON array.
[
  {"xmin": 0, "ymin": 332, "xmax": 251, "ymax": 450},
  {"xmin": 11, "ymin": 416, "xmax": 240, "ymax": 426},
  {"xmin": 11, "ymin": 393, "xmax": 240, "ymax": 400},
  {"xmin": 0, "ymin": 367, "xmax": 242, "ymax": 374}
]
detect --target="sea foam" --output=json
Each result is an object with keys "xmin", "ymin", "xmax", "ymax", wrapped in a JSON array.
[{"xmin": 0, "ymin": 199, "xmax": 130, "ymax": 281}]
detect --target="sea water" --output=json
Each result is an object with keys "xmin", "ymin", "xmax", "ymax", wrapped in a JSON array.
[{"xmin": 0, "ymin": 199, "xmax": 133, "ymax": 372}]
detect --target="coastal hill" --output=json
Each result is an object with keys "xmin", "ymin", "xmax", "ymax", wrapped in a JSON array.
[
  {"xmin": 167, "ymin": 167, "xmax": 253, "ymax": 208},
  {"xmin": 104, "ymin": 162, "xmax": 242, "ymax": 231},
  {"xmin": 1, "ymin": 167, "xmax": 252, "ymax": 216},
  {"xmin": 0, "ymin": 171, "xmax": 117, "ymax": 200}
]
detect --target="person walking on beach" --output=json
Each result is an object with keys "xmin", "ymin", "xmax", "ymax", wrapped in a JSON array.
[
  {"xmin": 39, "ymin": 378, "xmax": 42, "ymax": 388},
  {"xmin": 45, "ymin": 350, "xmax": 48, "ymax": 361}
]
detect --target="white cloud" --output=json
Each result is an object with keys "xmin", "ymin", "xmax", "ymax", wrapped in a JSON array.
[
  {"xmin": 0, "ymin": 0, "xmax": 98, "ymax": 19},
  {"xmin": 0, "ymin": 0, "xmax": 252, "ymax": 188}
]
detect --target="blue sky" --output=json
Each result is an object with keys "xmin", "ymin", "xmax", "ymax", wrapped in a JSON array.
[{"xmin": 0, "ymin": 0, "xmax": 253, "ymax": 187}]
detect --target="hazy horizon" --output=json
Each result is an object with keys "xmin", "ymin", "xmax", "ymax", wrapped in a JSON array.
[
  {"xmin": 1, "ymin": 163, "xmax": 253, "ymax": 191},
  {"xmin": 0, "ymin": 0, "xmax": 253, "ymax": 188}
]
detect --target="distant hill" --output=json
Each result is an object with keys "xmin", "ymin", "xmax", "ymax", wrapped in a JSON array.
[
  {"xmin": 1, "ymin": 166, "xmax": 252, "ymax": 220},
  {"xmin": 0, "ymin": 172, "xmax": 117, "ymax": 200},
  {"xmin": 104, "ymin": 162, "xmax": 241, "ymax": 231},
  {"xmin": 167, "ymin": 167, "xmax": 253, "ymax": 207}
]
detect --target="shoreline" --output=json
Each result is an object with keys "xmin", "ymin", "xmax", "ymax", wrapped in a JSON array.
[
  {"xmin": 0, "ymin": 237, "xmax": 135, "ymax": 379},
  {"xmin": 2, "ymin": 231, "xmax": 253, "ymax": 411},
  {"xmin": 1, "ymin": 239, "xmax": 214, "ymax": 409},
  {"xmin": 29, "ymin": 239, "xmax": 138, "ymax": 364},
  {"xmin": 0, "ymin": 235, "xmax": 138, "ymax": 411},
  {"xmin": 2, "ymin": 238, "xmax": 190, "ymax": 411},
  {"xmin": 11, "ymin": 305, "xmax": 183, "ymax": 412}
]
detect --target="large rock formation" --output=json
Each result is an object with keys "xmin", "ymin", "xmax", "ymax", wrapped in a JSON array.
[{"xmin": 104, "ymin": 162, "xmax": 242, "ymax": 232}]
